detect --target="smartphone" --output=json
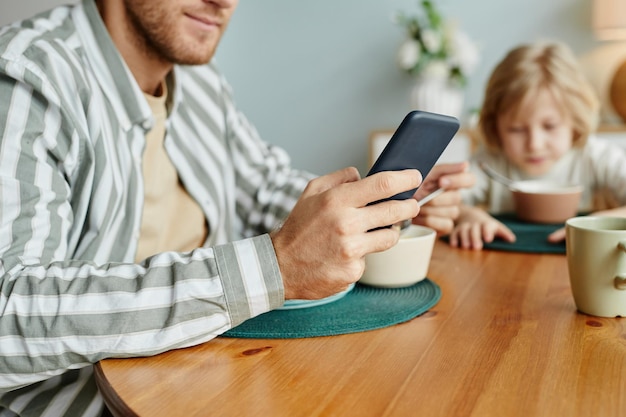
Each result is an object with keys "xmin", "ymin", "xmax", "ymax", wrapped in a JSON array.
[{"xmin": 367, "ymin": 110, "xmax": 459, "ymax": 203}]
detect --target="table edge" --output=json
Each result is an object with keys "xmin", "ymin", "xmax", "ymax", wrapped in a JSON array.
[{"xmin": 94, "ymin": 362, "xmax": 139, "ymax": 417}]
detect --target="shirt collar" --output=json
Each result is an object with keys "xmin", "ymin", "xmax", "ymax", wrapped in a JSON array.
[{"xmin": 75, "ymin": 0, "xmax": 159, "ymax": 132}]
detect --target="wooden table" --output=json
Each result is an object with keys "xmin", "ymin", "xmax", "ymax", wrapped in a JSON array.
[{"xmin": 95, "ymin": 241, "xmax": 626, "ymax": 417}]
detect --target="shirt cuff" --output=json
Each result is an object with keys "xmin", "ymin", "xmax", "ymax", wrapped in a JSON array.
[{"xmin": 214, "ymin": 234, "xmax": 284, "ymax": 328}]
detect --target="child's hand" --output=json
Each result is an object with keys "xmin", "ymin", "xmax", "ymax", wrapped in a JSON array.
[
  {"xmin": 547, "ymin": 227, "xmax": 566, "ymax": 243},
  {"xmin": 449, "ymin": 205, "xmax": 516, "ymax": 250},
  {"xmin": 548, "ymin": 207, "xmax": 626, "ymax": 244},
  {"xmin": 412, "ymin": 162, "xmax": 475, "ymax": 235}
]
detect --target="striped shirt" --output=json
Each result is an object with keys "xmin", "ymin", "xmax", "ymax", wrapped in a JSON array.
[{"xmin": 0, "ymin": 1, "xmax": 313, "ymax": 415}]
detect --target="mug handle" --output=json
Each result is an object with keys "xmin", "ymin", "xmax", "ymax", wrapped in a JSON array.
[{"xmin": 616, "ymin": 241, "xmax": 626, "ymax": 290}]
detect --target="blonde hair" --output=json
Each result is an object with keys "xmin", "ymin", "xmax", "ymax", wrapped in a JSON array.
[{"xmin": 478, "ymin": 41, "xmax": 599, "ymax": 150}]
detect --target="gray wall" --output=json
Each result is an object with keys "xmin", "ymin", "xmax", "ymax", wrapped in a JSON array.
[
  {"xmin": 0, "ymin": 1, "xmax": 602, "ymax": 176},
  {"xmin": 0, "ymin": 0, "xmax": 70, "ymax": 24}
]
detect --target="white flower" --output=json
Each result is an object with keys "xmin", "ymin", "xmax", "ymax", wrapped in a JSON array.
[
  {"xmin": 448, "ymin": 30, "xmax": 480, "ymax": 75},
  {"xmin": 394, "ymin": 1, "xmax": 480, "ymax": 87},
  {"xmin": 421, "ymin": 28, "xmax": 442, "ymax": 53},
  {"xmin": 397, "ymin": 38, "xmax": 421, "ymax": 70}
]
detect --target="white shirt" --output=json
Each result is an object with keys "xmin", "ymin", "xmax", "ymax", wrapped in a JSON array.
[{"xmin": 461, "ymin": 137, "xmax": 626, "ymax": 214}]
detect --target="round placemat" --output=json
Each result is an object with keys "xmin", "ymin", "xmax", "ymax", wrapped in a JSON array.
[
  {"xmin": 440, "ymin": 213, "xmax": 569, "ymax": 254},
  {"xmin": 222, "ymin": 279, "xmax": 441, "ymax": 339},
  {"xmin": 483, "ymin": 213, "xmax": 566, "ymax": 254}
]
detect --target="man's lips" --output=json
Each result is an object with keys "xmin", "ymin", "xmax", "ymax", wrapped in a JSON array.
[{"xmin": 185, "ymin": 13, "xmax": 221, "ymax": 30}]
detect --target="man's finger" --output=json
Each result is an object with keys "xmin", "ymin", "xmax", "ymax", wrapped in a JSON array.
[
  {"xmin": 353, "ymin": 169, "xmax": 422, "ymax": 207},
  {"xmin": 304, "ymin": 167, "xmax": 361, "ymax": 195}
]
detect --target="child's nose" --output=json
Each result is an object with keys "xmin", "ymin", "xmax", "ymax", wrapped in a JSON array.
[{"xmin": 526, "ymin": 128, "xmax": 546, "ymax": 151}]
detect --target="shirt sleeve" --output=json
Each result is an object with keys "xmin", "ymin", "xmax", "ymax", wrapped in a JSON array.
[
  {"xmin": 585, "ymin": 138, "xmax": 626, "ymax": 206},
  {"xmin": 460, "ymin": 148, "xmax": 493, "ymax": 207},
  {"xmin": 0, "ymin": 54, "xmax": 284, "ymax": 393},
  {"xmin": 219, "ymin": 77, "xmax": 316, "ymax": 237}
]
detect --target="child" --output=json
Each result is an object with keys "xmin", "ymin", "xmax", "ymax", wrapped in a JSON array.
[{"xmin": 449, "ymin": 41, "xmax": 626, "ymax": 250}]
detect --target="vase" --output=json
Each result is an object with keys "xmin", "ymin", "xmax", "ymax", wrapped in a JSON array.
[{"xmin": 410, "ymin": 77, "xmax": 465, "ymax": 120}]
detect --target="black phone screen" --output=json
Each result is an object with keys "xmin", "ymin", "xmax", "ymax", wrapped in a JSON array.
[{"xmin": 366, "ymin": 110, "xmax": 459, "ymax": 202}]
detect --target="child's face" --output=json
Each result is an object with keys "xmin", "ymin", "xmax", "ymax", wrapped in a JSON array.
[{"xmin": 496, "ymin": 88, "xmax": 574, "ymax": 177}]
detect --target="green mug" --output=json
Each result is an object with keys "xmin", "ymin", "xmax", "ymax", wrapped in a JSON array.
[{"xmin": 565, "ymin": 216, "xmax": 626, "ymax": 317}]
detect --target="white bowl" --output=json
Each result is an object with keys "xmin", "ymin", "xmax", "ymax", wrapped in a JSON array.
[{"xmin": 359, "ymin": 225, "xmax": 436, "ymax": 288}]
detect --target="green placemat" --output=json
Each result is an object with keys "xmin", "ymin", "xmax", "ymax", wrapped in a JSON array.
[
  {"xmin": 482, "ymin": 213, "xmax": 565, "ymax": 254},
  {"xmin": 222, "ymin": 279, "xmax": 441, "ymax": 339}
]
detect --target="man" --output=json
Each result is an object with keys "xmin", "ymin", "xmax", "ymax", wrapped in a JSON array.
[{"xmin": 0, "ymin": 0, "xmax": 473, "ymax": 415}]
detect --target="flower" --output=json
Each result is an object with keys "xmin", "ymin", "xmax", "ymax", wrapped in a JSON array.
[{"xmin": 394, "ymin": 0, "xmax": 479, "ymax": 87}]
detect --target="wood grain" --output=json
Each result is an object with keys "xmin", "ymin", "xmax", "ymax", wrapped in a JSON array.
[{"xmin": 95, "ymin": 241, "xmax": 626, "ymax": 417}]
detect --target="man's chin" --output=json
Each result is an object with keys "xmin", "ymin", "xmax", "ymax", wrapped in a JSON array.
[
  {"xmin": 166, "ymin": 47, "xmax": 216, "ymax": 66},
  {"xmin": 159, "ymin": 33, "xmax": 219, "ymax": 66}
]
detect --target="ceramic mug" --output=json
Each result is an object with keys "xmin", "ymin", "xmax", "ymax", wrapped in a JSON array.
[
  {"xmin": 565, "ymin": 216, "xmax": 626, "ymax": 317},
  {"xmin": 359, "ymin": 224, "xmax": 436, "ymax": 288}
]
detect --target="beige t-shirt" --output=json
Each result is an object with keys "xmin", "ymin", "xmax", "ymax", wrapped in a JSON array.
[{"xmin": 135, "ymin": 84, "xmax": 208, "ymax": 261}]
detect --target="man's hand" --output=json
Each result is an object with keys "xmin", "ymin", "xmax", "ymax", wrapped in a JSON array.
[
  {"xmin": 412, "ymin": 161, "xmax": 475, "ymax": 235},
  {"xmin": 271, "ymin": 167, "xmax": 421, "ymax": 301}
]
